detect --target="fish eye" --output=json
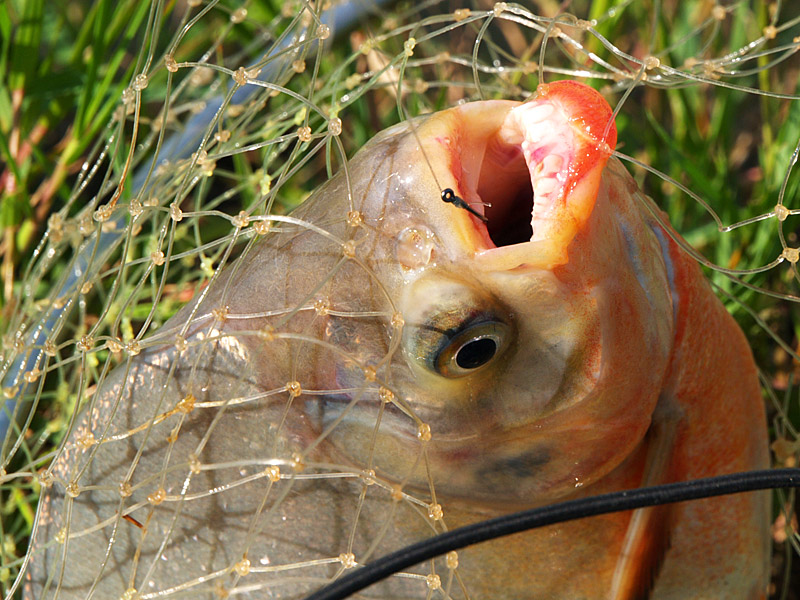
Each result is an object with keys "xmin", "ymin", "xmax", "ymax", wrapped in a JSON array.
[{"xmin": 434, "ymin": 321, "xmax": 510, "ymax": 377}]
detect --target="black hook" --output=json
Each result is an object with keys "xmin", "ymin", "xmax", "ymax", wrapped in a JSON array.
[{"xmin": 441, "ymin": 188, "xmax": 489, "ymax": 223}]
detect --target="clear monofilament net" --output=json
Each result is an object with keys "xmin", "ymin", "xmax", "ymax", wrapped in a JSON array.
[{"xmin": 1, "ymin": 1, "xmax": 799, "ymax": 598}]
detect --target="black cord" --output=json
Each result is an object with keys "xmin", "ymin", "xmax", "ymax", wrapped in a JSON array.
[{"xmin": 304, "ymin": 468, "xmax": 800, "ymax": 600}]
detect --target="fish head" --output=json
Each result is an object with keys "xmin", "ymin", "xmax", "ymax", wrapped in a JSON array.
[{"xmin": 316, "ymin": 81, "xmax": 676, "ymax": 506}]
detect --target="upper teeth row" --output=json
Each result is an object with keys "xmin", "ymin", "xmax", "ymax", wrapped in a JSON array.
[{"xmin": 512, "ymin": 101, "xmax": 572, "ymax": 203}]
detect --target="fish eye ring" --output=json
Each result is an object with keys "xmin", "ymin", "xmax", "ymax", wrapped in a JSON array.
[{"xmin": 435, "ymin": 321, "xmax": 509, "ymax": 377}]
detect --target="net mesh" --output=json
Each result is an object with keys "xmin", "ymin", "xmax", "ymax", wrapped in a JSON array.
[{"xmin": 1, "ymin": 0, "xmax": 799, "ymax": 598}]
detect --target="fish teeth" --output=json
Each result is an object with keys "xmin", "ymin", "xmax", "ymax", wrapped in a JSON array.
[
  {"xmin": 533, "ymin": 154, "xmax": 564, "ymax": 177},
  {"xmin": 541, "ymin": 154, "xmax": 564, "ymax": 176},
  {"xmin": 533, "ymin": 175, "xmax": 558, "ymax": 196},
  {"xmin": 532, "ymin": 153, "xmax": 567, "ymax": 198},
  {"xmin": 523, "ymin": 102, "xmax": 555, "ymax": 123},
  {"xmin": 503, "ymin": 100, "xmax": 574, "ymax": 206}
]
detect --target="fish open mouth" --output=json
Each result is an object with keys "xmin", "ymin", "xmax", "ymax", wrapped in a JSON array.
[
  {"xmin": 447, "ymin": 81, "xmax": 616, "ymax": 268},
  {"xmin": 484, "ymin": 100, "xmax": 576, "ymax": 247}
]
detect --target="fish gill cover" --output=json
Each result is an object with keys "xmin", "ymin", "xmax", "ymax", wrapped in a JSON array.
[{"xmin": 0, "ymin": 0, "xmax": 799, "ymax": 598}]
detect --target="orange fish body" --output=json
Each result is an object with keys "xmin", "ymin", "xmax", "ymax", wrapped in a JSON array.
[{"xmin": 26, "ymin": 81, "xmax": 769, "ymax": 599}]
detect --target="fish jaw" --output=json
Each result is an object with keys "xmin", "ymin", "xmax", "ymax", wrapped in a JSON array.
[{"xmin": 407, "ymin": 80, "xmax": 617, "ymax": 270}]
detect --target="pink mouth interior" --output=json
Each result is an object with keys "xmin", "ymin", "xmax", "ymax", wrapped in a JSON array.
[{"xmin": 460, "ymin": 100, "xmax": 576, "ymax": 249}]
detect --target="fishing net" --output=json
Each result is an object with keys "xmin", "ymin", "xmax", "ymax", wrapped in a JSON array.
[{"xmin": 1, "ymin": 0, "xmax": 799, "ymax": 598}]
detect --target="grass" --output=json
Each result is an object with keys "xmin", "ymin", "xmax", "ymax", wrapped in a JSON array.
[{"xmin": 1, "ymin": 0, "xmax": 799, "ymax": 597}]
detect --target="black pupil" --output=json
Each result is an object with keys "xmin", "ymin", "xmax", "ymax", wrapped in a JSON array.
[{"xmin": 455, "ymin": 338, "xmax": 497, "ymax": 369}]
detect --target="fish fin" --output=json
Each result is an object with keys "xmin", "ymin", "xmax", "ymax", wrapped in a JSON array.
[
  {"xmin": 609, "ymin": 397, "xmax": 683, "ymax": 600},
  {"xmin": 609, "ymin": 496, "xmax": 673, "ymax": 600}
]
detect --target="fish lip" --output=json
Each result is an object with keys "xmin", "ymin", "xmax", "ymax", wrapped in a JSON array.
[{"xmin": 439, "ymin": 82, "xmax": 616, "ymax": 271}]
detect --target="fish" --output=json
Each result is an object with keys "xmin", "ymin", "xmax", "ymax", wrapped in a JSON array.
[{"xmin": 26, "ymin": 80, "xmax": 769, "ymax": 599}]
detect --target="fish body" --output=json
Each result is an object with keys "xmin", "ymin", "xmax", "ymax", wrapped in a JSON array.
[{"xmin": 27, "ymin": 81, "xmax": 768, "ymax": 599}]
